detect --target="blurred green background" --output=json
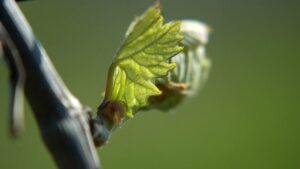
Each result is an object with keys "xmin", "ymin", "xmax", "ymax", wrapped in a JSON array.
[{"xmin": 0, "ymin": 0, "xmax": 299, "ymax": 168}]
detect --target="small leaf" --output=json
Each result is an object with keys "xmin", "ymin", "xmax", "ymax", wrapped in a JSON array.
[
  {"xmin": 147, "ymin": 20, "xmax": 212, "ymax": 112},
  {"xmin": 104, "ymin": 4, "xmax": 184, "ymax": 118}
]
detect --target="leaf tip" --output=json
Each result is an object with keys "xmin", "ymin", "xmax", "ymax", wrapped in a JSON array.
[
  {"xmin": 178, "ymin": 46, "xmax": 184, "ymax": 53},
  {"xmin": 126, "ymin": 110, "xmax": 134, "ymax": 118},
  {"xmin": 170, "ymin": 62, "xmax": 177, "ymax": 70}
]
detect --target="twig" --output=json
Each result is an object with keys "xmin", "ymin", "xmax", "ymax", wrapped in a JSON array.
[
  {"xmin": 0, "ymin": 0, "xmax": 100, "ymax": 168},
  {"xmin": 1, "ymin": 29, "xmax": 25, "ymax": 137}
]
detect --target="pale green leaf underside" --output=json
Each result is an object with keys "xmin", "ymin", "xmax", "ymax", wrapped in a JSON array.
[{"xmin": 105, "ymin": 4, "xmax": 184, "ymax": 117}]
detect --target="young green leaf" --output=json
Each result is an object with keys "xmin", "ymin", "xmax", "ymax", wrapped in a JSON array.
[
  {"xmin": 147, "ymin": 20, "xmax": 212, "ymax": 112},
  {"xmin": 103, "ymin": 4, "xmax": 184, "ymax": 118}
]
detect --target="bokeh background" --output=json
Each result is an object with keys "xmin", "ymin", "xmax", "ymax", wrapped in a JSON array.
[{"xmin": 0, "ymin": 0, "xmax": 299, "ymax": 168}]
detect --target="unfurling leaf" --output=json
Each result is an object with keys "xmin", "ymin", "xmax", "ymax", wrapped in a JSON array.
[
  {"xmin": 147, "ymin": 20, "xmax": 212, "ymax": 111},
  {"xmin": 103, "ymin": 4, "xmax": 184, "ymax": 118}
]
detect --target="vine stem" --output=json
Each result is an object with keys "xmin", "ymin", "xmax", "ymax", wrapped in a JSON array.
[{"xmin": 0, "ymin": 0, "xmax": 101, "ymax": 168}]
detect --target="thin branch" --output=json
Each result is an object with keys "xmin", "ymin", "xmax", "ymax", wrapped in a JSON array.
[
  {"xmin": 0, "ymin": 0, "xmax": 100, "ymax": 168},
  {"xmin": 1, "ymin": 32, "xmax": 25, "ymax": 137}
]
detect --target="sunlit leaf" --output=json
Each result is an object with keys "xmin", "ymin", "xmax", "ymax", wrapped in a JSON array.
[{"xmin": 104, "ymin": 4, "xmax": 184, "ymax": 117}]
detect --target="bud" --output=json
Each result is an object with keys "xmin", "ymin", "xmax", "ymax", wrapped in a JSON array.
[{"xmin": 148, "ymin": 20, "xmax": 212, "ymax": 111}]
